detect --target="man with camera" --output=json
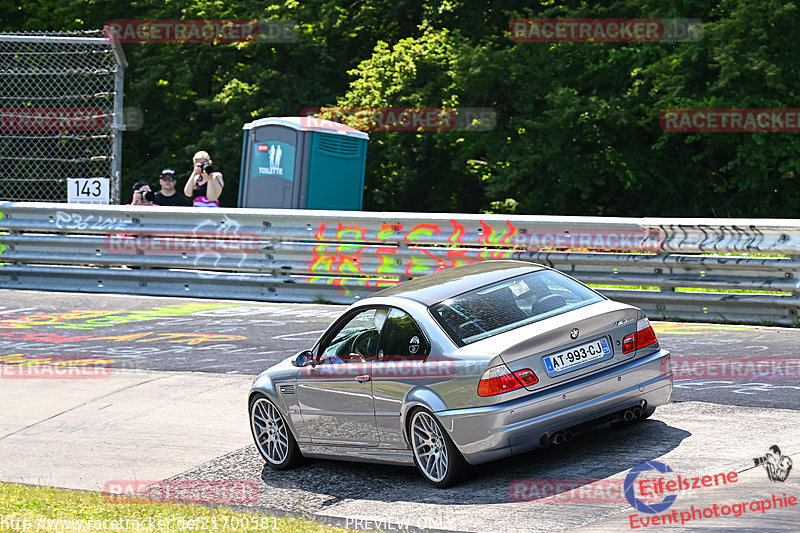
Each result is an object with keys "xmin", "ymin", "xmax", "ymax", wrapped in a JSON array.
[
  {"xmin": 754, "ymin": 445, "xmax": 793, "ymax": 482},
  {"xmin": 183, "ymin": 150, "xmax": 224, "ymax": 207},
  {"xmin": 130, "ymin": 180, "xmax": 155, "ymax": 206},
  {"xmin": 130, "ymin": 170, "xmax": 192, "ymax": 207},
  {"xmin": 154, "ymin": 169, "xmax": 191, "ymax": 206}
]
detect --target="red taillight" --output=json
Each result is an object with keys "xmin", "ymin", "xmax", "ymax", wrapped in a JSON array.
[
  {"xmin": 622, "ymin": 333, "xmax": 636, "ymax": 353},
  {"xmin": 515, "ymin": 369, "xmax": 539, "ymax": 387},
  {"xmin": 636, "ymin": 319, "xmax": 658, "ymax": 348},
  {"xmin": 622, "ymin": 318, "xmax": 658, "ymax": 354},
  {"xmin": 477, "ymin": 365, "xmax": 538, "ymax": 396}
]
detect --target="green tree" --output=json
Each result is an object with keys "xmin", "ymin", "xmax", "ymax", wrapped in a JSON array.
[{"xmin": 3, "ymin": 0, "xmax": 799, "ymax": 216}]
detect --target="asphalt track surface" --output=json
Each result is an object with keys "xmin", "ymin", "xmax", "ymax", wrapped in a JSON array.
[
  {"xmin": 1, "ymin": 290, "xmax": 798, "ymax": 409},
  {"xmin": 1, "ymin": 290, "xmax": 798, "ymax": 532}
]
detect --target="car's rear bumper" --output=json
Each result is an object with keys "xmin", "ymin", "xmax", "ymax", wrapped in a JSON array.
[{"xmin": 435, "ymin": 348, "xmax": 672, "ymax": 465}]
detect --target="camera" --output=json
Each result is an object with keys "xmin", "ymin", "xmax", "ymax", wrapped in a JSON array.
[
  {"xmin": 141, "ymin": 190, "xmax": 155, "ymax": 202},
  {"xmin": 753, "ymin": 455, "xmax": 770, "ymax": 466},
  {"xmin": 198, "ymin": 162, "xmax": 214, "ymax": 175}
]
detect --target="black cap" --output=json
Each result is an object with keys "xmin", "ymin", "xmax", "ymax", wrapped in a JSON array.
[{"xmin": 132, "ymin": 180, "xmax": 149, "ymax": 192}]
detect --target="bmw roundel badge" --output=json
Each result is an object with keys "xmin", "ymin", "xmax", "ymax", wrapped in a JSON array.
[{"xmin": 570, "ymin": 328, "xmax": 579, "ymax": 339}]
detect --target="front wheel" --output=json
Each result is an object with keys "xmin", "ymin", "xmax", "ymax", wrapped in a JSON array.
[
  {"xmin": 250, "ymin": 395, "xmax": 301, "ymax": 469},
  {"xmin": 409, "ymin": 409, "xmax": 469, "ymax": 488}
]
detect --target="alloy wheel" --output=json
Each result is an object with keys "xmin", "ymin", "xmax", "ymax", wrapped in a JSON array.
[
  {"xmin": 411, "ymin": 411, "xmax": 449, "ymax": 482},
  {"xmin": 251, "ymin": 397, "xmax": 290, "ymax": 465}
]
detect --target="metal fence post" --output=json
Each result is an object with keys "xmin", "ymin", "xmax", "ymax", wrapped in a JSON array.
[{"xmin": 111, "ymin": 58, "xmax": 126, "ymax": 205}]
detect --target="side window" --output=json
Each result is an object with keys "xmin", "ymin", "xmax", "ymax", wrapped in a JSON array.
[
  {"xmin": 377, "ymin": 308, "xmax": 430, "ymax": 359},
  {"xmin": 319, "ymin": 308, "xmax": 386, "ymax": 363}
]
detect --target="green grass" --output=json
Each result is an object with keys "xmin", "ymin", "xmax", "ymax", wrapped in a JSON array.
[{"xmin": 0, "ymin": 483, "xmax": 357, "ymax": 533}]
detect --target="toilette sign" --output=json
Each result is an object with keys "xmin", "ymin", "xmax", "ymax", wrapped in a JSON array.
[{"xmin": 251, "ymin": 142, "xmax": 295, "ymax": 180}]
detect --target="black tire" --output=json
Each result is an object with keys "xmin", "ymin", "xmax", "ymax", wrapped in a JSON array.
[
  {"xmin": 249, "ymin": 394, "xmax": 302, "ymax": 470},
  {"xmin": 408, "ymin": 409, "xmax": 469, "ymax": 488}
]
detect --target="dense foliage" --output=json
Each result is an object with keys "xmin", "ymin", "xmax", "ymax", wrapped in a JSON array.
[{"xmin": 3, "ymin": 0, "xmax": 798, "ymax": 216}]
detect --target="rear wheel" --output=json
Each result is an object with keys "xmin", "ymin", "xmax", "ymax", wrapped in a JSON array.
[
  {"xmin": 409, "ymin": 409, "xmax": 469, "ymax": 488},
  {"xmin": 250, "ymin": 395, "xmax": 301, "ymax": 469}
]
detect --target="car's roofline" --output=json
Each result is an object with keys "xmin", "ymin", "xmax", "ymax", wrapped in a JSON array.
[{"xmin": 367, "ymin": 260, "xmax": 547, "ymax": 306}]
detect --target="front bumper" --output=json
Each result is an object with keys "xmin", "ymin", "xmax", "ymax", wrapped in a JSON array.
[{"xmin": 435, "ymin": 348, "xmax": 672, "ymax": 465}]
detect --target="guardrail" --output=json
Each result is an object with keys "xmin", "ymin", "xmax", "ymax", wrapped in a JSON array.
[{"xmin": 1, "ymin": 202, "xmax": 799, "ymax": 325}]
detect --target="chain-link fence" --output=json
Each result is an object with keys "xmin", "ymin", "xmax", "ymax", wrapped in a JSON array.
[{"xmin": 0, "ymin": 30, "xmax": 125, "ymax": 203}]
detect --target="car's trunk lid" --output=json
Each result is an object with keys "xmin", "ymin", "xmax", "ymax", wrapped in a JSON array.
[{"xmin": 464, "ymin": 300, "xmax": 641, "ymax": 391}]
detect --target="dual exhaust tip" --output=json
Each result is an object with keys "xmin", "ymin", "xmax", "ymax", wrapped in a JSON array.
[
  {"xmin": 541, "ymin": 403, "xmax": 646, "ymax": 447},
  {"xmin": 622, "ymin": 406, "xmax": 643, "ymax": 422},
  {"xmin": 543, "ymin": 430, "xmax": 574, "ymax": 446},
  {"xmin": 551, "ymin": 430, "xmax": 573, "ymax": 445}
]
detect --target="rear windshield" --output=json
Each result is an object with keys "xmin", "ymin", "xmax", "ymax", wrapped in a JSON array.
[{"xmin": 430, "ymin": 269, "xmax": 604, "ymax": 346}]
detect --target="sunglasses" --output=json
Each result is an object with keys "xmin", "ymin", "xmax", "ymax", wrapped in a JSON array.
[{"xmin": 161, "ymin": 175, "xmax": 177, "ymax": 181}]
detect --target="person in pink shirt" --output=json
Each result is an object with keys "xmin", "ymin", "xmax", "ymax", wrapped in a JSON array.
[{"xmin": 183, "ymin": 150, "xmax": 224, "ymax": 207}]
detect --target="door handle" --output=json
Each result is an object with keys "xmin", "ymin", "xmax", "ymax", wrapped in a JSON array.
[{"xmin": 354, "ymin": 374, "xmax": 371, "ymax": 383}]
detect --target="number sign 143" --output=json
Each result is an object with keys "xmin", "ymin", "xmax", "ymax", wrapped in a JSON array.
[{"xmin": 67, "ymin": 178, "xmax": 110, "ymax": 204}]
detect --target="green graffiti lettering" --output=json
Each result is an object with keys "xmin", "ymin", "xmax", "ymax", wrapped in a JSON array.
[{"xmin": 53, "ymin": 303, "xmax": 231, "ymax": 329}]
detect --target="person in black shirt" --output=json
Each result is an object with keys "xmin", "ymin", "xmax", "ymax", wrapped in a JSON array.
[
  {"xmin": 154, "ymin": 169, "xmax": 192, "ymax": 206},
  {"xmin": 130, "ymin": 180, "xmax": 154, "ymax": 205}
]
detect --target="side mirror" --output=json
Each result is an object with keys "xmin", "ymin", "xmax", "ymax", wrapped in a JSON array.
[{"xmin": 292, "ymin": 350, "xmax": 313, "ymax": 367}]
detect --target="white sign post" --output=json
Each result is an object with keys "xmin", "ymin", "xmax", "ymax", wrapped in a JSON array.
[{"xmin": 67, "ymin": 177, "xmax": 110, "ymax": 204}]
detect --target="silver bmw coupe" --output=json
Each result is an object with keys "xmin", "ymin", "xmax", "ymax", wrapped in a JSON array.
[{"xmin": 249, "ymin": 260, "xmax": 672, "ymax": 487}]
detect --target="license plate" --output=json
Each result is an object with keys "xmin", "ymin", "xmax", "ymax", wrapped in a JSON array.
[{"xmin": 543, "ymin": 337, "xmax": 611, "ymax": 374}]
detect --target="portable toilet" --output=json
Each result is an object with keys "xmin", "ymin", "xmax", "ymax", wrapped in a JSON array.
[{"xmin": 238, "ymin": 116, "xmax": 369, "ymax": 210}]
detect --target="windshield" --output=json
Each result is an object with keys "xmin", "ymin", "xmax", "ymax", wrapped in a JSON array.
[{"xmin": 430, "ymin": 269, "xmax": 605, "ymax": 346}]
